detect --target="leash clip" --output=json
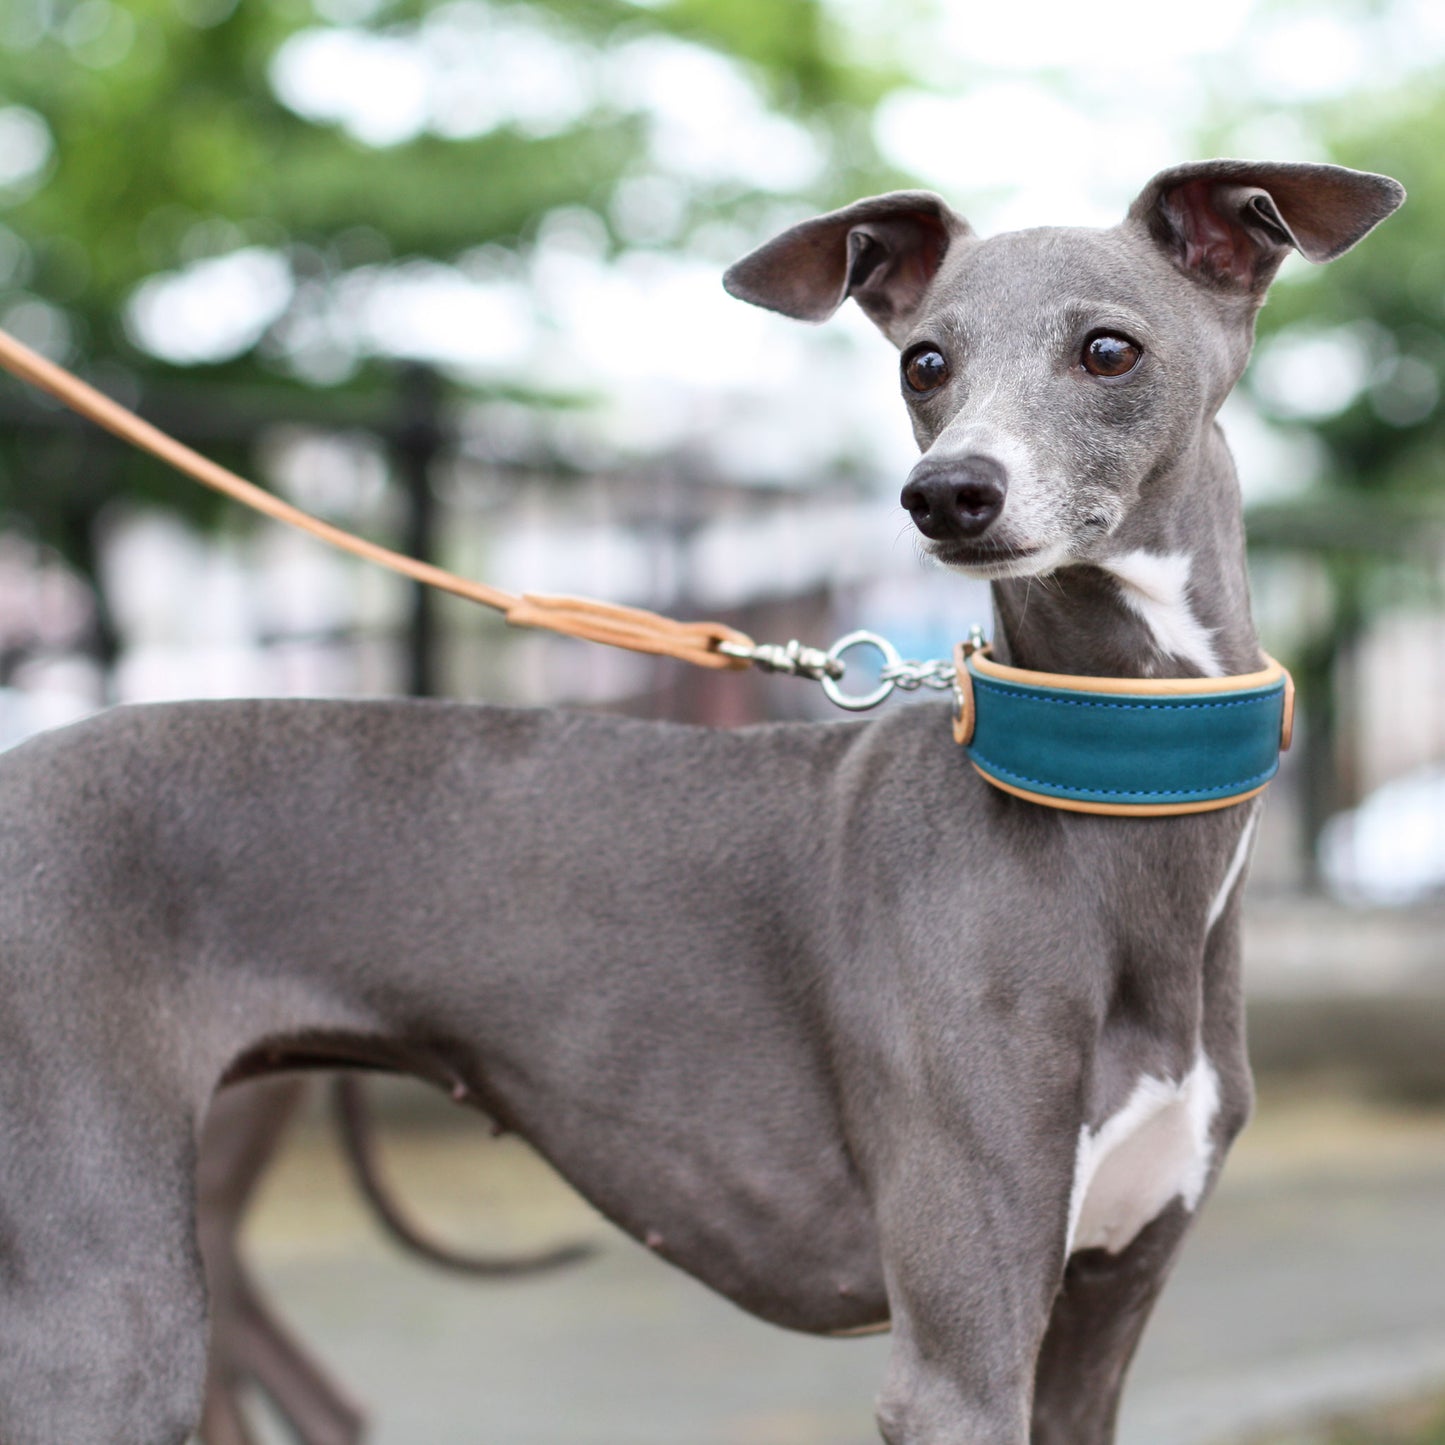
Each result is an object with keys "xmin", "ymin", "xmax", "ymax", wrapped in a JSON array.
[{"xmin": 715, "ymin": 637, "xmax": 843, "ymax": 682}]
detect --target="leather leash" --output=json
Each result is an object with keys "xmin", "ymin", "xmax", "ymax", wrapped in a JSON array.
[{"xmin": 0, "ymin": 328, "xmax": 753, "ymax": 672}]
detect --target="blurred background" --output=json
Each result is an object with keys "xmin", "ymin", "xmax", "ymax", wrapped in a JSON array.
[{"xmin": 0, "ymin": 0, "xmax": 1442, "ymax": 1442}]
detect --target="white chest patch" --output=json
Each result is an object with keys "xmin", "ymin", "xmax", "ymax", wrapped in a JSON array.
[
  {"xmin": 1066, "ymin": 1055, "xmax": 1221, "ymax": 1256},
  {"xmin": 1103, "ymin": 550, "xmax": 1223, "ymax": 677}
]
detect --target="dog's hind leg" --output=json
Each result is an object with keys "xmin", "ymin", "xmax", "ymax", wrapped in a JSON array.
[
  {"xmin": 0, "ymin": 1087, "xmax": 208, "ymax": 1445},
  {"xmin": 197, "ymin": 1076, "xmax": 366, "ymax": 1445},
  {"xmin": 199, "ymin": 1264, "xmax": 364, "ymax": 1445}
]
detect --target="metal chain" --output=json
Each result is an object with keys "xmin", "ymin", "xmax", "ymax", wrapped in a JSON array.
[
  {"xmin": 720, "ymin": 626, "xmax": 986, "ymax": 712},
  {"xmin": 879, "ymin": 657, "xmax": 957, "ymax": 693}
]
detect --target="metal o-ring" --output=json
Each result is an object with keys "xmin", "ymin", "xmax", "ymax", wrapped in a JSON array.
[{"xmin": 821, "ymin": 631, "xmax": 902, "ymax": 711}]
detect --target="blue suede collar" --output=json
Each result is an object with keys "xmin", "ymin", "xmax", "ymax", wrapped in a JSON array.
[{"xmin": 953, "ymin": 648, "xmax": 1294, "ymax": 817}]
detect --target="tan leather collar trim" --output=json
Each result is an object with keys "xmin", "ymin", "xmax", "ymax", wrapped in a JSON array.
[
  {"xmin": 970, "ymin": 766, "xmax": 1273, "ymax": 817},
  {"xmin": 967, "ymin": 650, "xmax": 1295, "ymax": 754},
  {"xmin": 969, "ymin": 651, "xmax": 1286, "ymax": 696}
]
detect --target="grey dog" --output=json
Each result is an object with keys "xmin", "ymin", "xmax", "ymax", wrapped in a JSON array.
[{"xmin": 0, "ymin": 159, "xmax": 1402, "ymax": 1445}]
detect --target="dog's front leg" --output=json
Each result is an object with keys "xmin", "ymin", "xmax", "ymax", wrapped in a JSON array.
[
  {"xmin": 867, "ymin": 1111, "xmax": 1075, "ymax": 1445},
  {"xmin": 1027, "ymin": 1207, "xmax": 1195, "ymax": 1445},
  {"xmin": 1028, "ymin": 925, "xmax": 1255, "ymax": 1445}
]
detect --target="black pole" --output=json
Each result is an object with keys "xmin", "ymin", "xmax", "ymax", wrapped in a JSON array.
[{"xmin": 394, "ymin": 364, "xmax": 443, "ymax": 698}]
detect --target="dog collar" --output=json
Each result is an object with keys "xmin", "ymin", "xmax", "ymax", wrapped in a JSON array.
[{"xmin": 952, "ymin": 647, "xmax": 1294, "ymax": 817}]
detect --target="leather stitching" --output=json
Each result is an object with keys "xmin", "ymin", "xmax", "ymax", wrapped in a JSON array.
[
  {"xmin": 967, "ymin": 756, "xmax": 1279, "ymax": 800},
  {"xmin": 971, "ymin": 679, "xmax": 1282, "ymax": 712}
]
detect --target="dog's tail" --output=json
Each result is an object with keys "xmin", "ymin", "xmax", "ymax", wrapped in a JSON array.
[{"xmin": 330, "ymin": 1076, "xmax": 596, "ymax": 1276}]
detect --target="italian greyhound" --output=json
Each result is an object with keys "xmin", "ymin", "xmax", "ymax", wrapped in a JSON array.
[{"xmin": 0, "ymin": 159, "xmax": 1402, "ymax": 1445}]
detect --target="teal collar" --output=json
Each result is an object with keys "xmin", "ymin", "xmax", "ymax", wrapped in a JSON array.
[{"xmin": 953, "ymin": 647, "xmax": 1294, "ymax": 817}]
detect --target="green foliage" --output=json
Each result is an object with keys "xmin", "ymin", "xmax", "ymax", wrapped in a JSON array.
[
  {"xmin": 0, "ymin": 0, "xmax": 913, "ymax": 572},
  {"xmin": 1246, "ymin": 72, "xmax": 1445, "ymax": 531},
  {"xmin": 0, "ymin": 0, "xmax": 905, "ymax": 330},
  {"xmin": 1219, "ymin": 62, "xmax": 1445, "ymax": 835},
  {"xmin": 647, "ymin": 0, "xmax": 901, "ymax": 110}
]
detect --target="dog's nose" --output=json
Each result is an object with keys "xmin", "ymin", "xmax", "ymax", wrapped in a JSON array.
[{"xmin": 899, "ymin": 455, "xmax": 1007, "ymax": 541}]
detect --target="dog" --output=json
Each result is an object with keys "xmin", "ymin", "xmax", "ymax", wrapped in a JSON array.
[{"xmin": 0, "ymin": 159, "xmax": 1402, "ymax": 1445}]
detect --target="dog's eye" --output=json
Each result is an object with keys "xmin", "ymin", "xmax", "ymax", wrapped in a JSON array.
[
  {"xmin": 1082, "ymin": 333, "xmax": 1142, "ymax": 378},
  {"xmin": 903, "ymin": 347, "xmax": 949, "ymax": 395}
]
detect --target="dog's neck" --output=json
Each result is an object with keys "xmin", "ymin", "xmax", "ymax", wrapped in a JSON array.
[{"xmin": 988, "ymin": 423, "xmax": 1261, "ymax": 681}]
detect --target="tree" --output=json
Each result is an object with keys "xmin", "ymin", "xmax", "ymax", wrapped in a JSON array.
[
  {"xmin": 1232, "ymin": 70, "xmax": 1445, "ymax": 863},
  {"xmin": 0, "ymin": 0, "xmax": 912, "ymax": 566}
]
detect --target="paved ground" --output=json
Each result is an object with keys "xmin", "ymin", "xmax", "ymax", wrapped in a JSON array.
[{"xmin": 229, "ymin": 1082, "xmax": 1445, "ymax": 1445}]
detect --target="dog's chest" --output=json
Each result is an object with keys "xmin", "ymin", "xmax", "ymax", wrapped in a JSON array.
[
  {"xmin": 1066, "ymin": 1057, "xmax": 1220, "ymax": 1255},
  {"xmin": 1062, "ymin": 805, "xmax": 1257, "ymax": 1256}
]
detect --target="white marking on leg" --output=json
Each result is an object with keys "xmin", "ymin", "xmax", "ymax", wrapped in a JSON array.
[
  {"xmin": 1206, "ymin": 805, "xmax": 1260, "ymax": 933},
  {"xmin": 1066, "ymin": 1055, "xmax": 1221, "ymax": 1256},
  {"xmin": 1103, "ymin": 550, "xmax": 1222, "ymax": 676}
]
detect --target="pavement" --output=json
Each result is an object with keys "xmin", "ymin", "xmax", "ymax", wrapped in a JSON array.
[{"xmin": 231, "ymin": 1080, "xmax": 1445, "ymax": 1445}]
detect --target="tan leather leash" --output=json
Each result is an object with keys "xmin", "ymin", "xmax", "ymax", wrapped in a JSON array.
[{"xmin": 0, "ymin": 327, "xmax": 754, "ymax": 671}]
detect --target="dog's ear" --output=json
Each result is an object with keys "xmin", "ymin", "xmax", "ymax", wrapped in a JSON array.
[
  {"xmin": 1130, "ymin": 160, "xmax": 1405, "ymax": 297},
  {"xmin": 723, "ymin": 191, "xmax": 970, "ymax": 344}
]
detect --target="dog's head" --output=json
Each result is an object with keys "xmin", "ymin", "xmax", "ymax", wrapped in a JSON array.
[{"xmin": 724, "ymin": 162, "xmax": 1403, "ymax": 580}]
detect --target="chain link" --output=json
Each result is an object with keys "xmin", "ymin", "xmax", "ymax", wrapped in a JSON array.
[{"xmin": 879, "ymin": 658, "xmax": 957, "ymax": 693}]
